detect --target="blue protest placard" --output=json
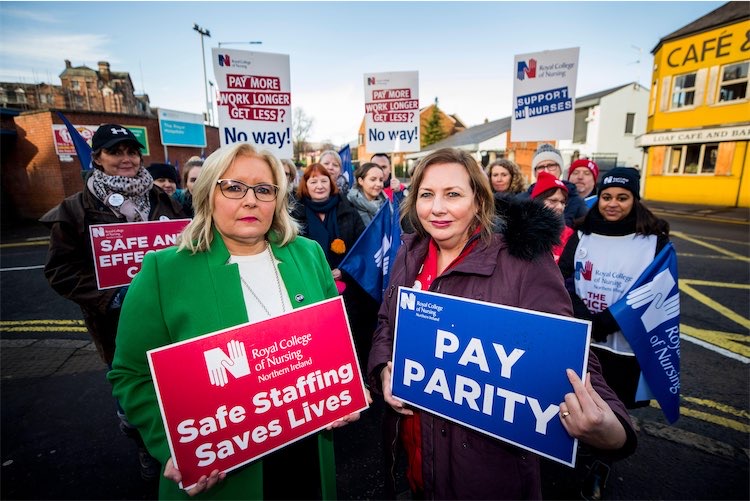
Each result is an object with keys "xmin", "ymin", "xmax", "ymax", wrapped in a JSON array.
[{"xmin": 391, "ymin": 287, "xmax": 590, "ymax": 466}]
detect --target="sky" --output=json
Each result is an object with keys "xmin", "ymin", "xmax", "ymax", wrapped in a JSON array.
[{"xmin": 0, "ymin": 1, "xmax": 726, "ymax": 145}]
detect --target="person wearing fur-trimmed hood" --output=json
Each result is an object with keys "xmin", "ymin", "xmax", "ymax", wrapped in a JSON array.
[{"xmin": 368, "ymin": 148, "xmax": 636, "ymax": 500}]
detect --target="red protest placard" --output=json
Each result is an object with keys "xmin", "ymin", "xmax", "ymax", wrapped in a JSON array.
[
  {"xmin": 147, "ymin": 297, "xmax": 369, "ymax": 490},
  {"xmin": 89, "ymin": 219, "xmax": 191, "ymax": 289}
]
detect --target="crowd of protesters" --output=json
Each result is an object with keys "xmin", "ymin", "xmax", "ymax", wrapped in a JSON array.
[{"xmin": 42, "ymin": 123, "xmax": 671, "ymax": 500}]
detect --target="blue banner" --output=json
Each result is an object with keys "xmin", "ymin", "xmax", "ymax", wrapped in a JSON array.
[
  {"xmin": 56, "ymin": 111, "xmax": 92, "ymax": 170},
  {"xmin": 609, "ymin": 243, "xmax": 680, "ymax": 423},
  {"xmin": 339, "ymin": 201, "xmax": 401, "ymax": 302},
  {"xmin": 338, "ymin": 144, "xmax": 353, "ymax": 186},
  {"xmin": 391, "ymin": 287, "xmax": 590, "ymax": 466},
  {"xmin": 584, "ymin": 195, "xmax": 598, "ymax": 209}
]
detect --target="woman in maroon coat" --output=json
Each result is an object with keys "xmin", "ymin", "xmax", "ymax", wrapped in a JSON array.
[{"xmin": 367, "ymin": 148, "xmax": 637, "ymax": 500}]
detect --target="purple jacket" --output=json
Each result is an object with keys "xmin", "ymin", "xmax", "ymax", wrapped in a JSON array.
[{"xmin": 368, "ymin": 203, "xmax": 636, "ymax": 499}]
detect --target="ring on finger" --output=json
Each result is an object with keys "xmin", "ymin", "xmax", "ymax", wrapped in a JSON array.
[{"xmin": 561, "ymin": 411, "xmax": 570, "ymax": 419}]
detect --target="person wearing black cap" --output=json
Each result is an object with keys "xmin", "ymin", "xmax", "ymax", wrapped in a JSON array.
[
  {"xmin": 39, "ymin": 123, "xmax": 186, "ymax": 481},
  {"xmin": 147, "ymin": 163, "xmax": 179, "ymax": 196},
  {"xmin": 558, "ymin": 167, "xmax": 670, "ymax": 499}
]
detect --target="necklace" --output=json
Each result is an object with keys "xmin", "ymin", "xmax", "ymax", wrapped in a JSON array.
[{"xmin": 236, "ymin": 242, "xmax": 286, "ymax": 317}]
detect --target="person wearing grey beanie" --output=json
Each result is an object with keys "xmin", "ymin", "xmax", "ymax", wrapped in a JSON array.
[{"xmin": 523, "ymin": 143, "xmax": 589, "ymax": 226}]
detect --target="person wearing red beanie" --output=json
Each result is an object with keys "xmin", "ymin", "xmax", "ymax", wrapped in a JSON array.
[
  {"xmin": 568, "ymin": 158, "xmax": 599, "ymax": 200},
  {"xmin": 531, "ymin": 172, "xmax": 574, "ymax": 263}
]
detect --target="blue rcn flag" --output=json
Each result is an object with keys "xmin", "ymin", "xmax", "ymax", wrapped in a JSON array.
[
  {"xmin": 56, "ymin": 111, "xmax": 92, "ymax": 170},
  {"xmin": 609, "ymin": 242, "xmax": 680, "ymax": 423},
  {"xmin": 339, "ymin": 201, "xmax": 401, "ymax": 302},
  {"xmin": 338, "ymin": 144, "xmax": 354, "ymax": 186}
]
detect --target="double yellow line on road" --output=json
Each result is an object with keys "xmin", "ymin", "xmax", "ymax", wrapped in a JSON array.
[{"xmin": 0, "ymin": 319, "xmax": 87, "ymax": 333}]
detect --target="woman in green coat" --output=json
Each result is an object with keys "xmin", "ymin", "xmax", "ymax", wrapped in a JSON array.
[{"xmin": 109, "ymin": 142, "xmax": 363, "ymax": 499}]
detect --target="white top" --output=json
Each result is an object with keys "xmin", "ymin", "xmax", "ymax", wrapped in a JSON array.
[
  {"xmin": 229, "ymin": 249, "xmax": 292, "ymax": 322},
  {"xmin": 574, "ymin": 232, "xmax": 657, "ymax": 356}
]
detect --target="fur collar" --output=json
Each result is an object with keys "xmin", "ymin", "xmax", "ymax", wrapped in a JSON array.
[{"xmin": 493, "ymin": 193, "xmax": 563, "ymax": 261}]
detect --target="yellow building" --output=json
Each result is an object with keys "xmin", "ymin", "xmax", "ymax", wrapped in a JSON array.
[{"xmin": 638, "ymin": 2, "xmax": 750, "ymax": 207}]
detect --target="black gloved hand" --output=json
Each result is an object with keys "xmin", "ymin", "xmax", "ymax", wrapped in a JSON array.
[{"xmin": 590, "ymin": 309, "xmax": 618, "ymax": 342}]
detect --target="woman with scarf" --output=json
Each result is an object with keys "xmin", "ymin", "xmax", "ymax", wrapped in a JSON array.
[
  {"xmin": 40, "ymin": 123, "xmax": 185, "ymax": 481},
  {"xmin": 347, "ymin": 162, "xmax": 387, "ymax": 226},
  {"xmin": 292, "ymin": 163, "xmax": 377, "ymax": 367},
  {"xmin": 558, "ymin": 167, "xmax": 670, "ymax": 499}
]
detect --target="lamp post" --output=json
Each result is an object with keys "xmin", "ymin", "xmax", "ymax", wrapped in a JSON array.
[{"xmin": 193, "ymin": 23, "xmax": 211, "ymax": 125}]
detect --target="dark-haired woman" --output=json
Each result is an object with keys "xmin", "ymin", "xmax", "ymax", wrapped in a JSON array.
[
  {"xmin": 559, "ymin": 167, "xmax": 670, "ymax": 498},
  {"xmin": 292, "ymin": 163, "xmax": 377, "ymax": 367},
  {"xmin": 347, "ymin": 162, "xmax": 387, "ymax": 226}
]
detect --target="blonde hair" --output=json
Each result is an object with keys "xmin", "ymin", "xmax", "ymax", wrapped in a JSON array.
[
  {"xmin": 177, "ymin": 143, "xmax": 298, "ymax": 254},
  {"xmin": 401, "ymin": 148, "xmax": 496, "ymax": 245}
]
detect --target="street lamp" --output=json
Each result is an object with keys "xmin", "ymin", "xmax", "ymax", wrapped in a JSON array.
[
  {"xmin": 193, "ymin": 23, "xmax": 211, "ymax": 125},
  {"xmin": 218, "ymin": 41, "xmax": 262, "ymax": 47}
]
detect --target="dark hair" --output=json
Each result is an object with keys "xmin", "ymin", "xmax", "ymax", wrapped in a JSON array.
[
  {"xmin": 535, "ymin": 186, "xmax": 568, "ymax": 203},
  {"xmin": 634, "ymin": 200, "xmax": 670, "ymax": 236},
  {"xmin": 353, "ymin": 162, "xmax": 384, "ymax": 191},
  {"xmin": 92, "ymin": 141, "xmax": 142, "ymax": 170},
  {"xmin": 370, "ymin": 153, "xmax": 391, "ymax": 165},
  {"xmin": 296, "ymin": 163, "xmax": 338, "ymax": 199},
  {"xmin": 401, "ymin": 148, "xmax": 495, "ymax": 245}
]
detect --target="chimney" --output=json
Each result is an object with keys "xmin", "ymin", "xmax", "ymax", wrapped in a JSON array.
[
  {"xmin": 98, "ymin": 61, "xmax": 110, "ymax": 81},
  {"xmin": 65, "ymin": 60, "xmax": 71, "ymax": 69}
]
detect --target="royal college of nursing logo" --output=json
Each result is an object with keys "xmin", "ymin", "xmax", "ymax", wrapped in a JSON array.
[
  {"xmin": 218, "ymin": 54, "xmax": 231, "ymax": 67},
  {"xmin": 204, "ymin": 340, "xmax": 251, "ymax": 387},
  {"xmin": 517, "ymin": 58, "xmax": 537, "ymax": 80}
]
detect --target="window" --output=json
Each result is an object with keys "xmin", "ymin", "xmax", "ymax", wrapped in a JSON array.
[
  {"xmin": 718, "ymin": 61, "xmax": 749, "ymax": 102},
  {"xmin": 573, "ymin": 108, "xmax": 588, "ymax": 143},
  {"xmin": 671, "ymin": 72, "xmax": 696, "ymax": 109},
  {"xmin": 624, "ymin": 113, "xmax": 635, "ymax": 134},
  {"xmin": 71, "ymin": 80, "xmax": 80, "ymax": 90},
  {"xmin": 665, "ymin": 143, "xmax": 719, "ymax": 174}
]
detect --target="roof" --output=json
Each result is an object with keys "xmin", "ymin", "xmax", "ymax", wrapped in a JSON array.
[
  {"xmin": 422, "ymin": 116, "xmax": 511, "ymax": 152},
  {"xmin": 652, "ymin": 2, "xmax": 750, "ymax": 53},
  {"xmin": 576, "ymin": 82, "xmax": 641, "ymax": 107}
]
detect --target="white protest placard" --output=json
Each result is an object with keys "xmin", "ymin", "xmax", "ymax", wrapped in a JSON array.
[
  {"xmin": 511, "ymin": 47, "xmax": 580, "ymax": 141},
  {"xmin": 363, "ymin": 71, "xmax": 420, "ymax": 153},
  {"xmin": 212, "ymin": 49, "xmax": 292, "ymax": 158}
]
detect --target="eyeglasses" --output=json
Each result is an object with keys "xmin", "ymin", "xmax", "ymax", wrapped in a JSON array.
[
  {"xmin": 216, "ymin": 179, "xmax": 279, "ymax": 201},
  {"xmin": 534, "ymin": 163, "xmax": 561, "ymax": 173}
]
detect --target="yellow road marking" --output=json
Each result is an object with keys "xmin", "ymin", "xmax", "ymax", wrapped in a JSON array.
[
  {"xmin": 677, "ymin": 252, "xmax": 736, "ymax": 261},
  {"xmin": 650, "ymin": 401, "xmax": 750, "ymax": 433},
  {"xmin": 681, "ymin": 324, "xmax": 750, "ymax": 358},
  {"xmin": 0, "ymin": 241, "xmax": 49, "ymax": 248},
  {"xmin": 699, "ymin": 235, "xmax": 750, "ymax": 246},
  {"xmin": 682, "ymin": 397, "xmax": 750, "ymax": 420},
  {"xmin": 679, "ymin": 281, "xmax": 750, "ymax": 331},
  {"xmin": 672, "ymin": 231, "xmax": 749, "ymax": 262},
  {"xmin": 1, "ymin": 326, "xmax": 88, "ymax": 333},
  {"xmin": 1, "ymin": 320, "xmax": 85, "ymax": 326},
  {"xmin": 651, "ymin": 210, "xmax": 749, "ymax": 225}
]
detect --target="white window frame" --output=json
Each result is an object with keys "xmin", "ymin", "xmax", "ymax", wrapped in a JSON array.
[
  {"xmin": 717, "ymin": 60, "xmax": 749, "ymax": 104},
  {"xmin": 664, "ymin": 143, "xmax": 719, "ymax": 175},
  {"xmin": 670, "ymin": 72, "xmax": 697, "ymax": 110}
]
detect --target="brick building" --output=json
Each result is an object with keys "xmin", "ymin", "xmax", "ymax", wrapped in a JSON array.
[
  {"xmin": 0, "ymin": 60, "xmax": 152, "ymax": 116},
  {"xmin": 2, "ymin": 110, "xmax": 219, "ymax": 220}
]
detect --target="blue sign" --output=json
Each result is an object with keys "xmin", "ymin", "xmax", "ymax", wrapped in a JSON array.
[
  {"xmin": 158, "ymin": 109, "xmax": 207, "ymax": 147},
  {"xmin": 391, "ymin": 287, "xmax": 590, "ymax": 466}
]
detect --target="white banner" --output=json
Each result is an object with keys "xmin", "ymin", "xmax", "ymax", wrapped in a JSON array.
[
  {"xmin": 363, "ymin": 71, "xmax": 420, "ymax": 153},
  {"xmin": 511, "ymin": 47, "xmax": 580, "ymax": 142},
  {"xmin": 212, "ymin": 49, "xmax": 292, "ymax": 158}
]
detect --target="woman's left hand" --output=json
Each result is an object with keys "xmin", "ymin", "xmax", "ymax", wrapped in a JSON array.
[
  {"xmin": 326, "ymin": 387, "xmax": 372, "ymax": 429},
  {"xmin": 331, "ymin": 268, "xmax": 342, "ymax": 281},
  {"xmin": 558, "ymin": 369, "xmax": 627, "ymax": 450}
]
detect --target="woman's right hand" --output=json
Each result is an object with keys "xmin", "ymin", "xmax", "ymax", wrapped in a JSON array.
[
  {"xmin": 381, "ymin": 361, "xmax": 413, "ymax": 415},
  {"xmin": 164, "ymin": 457, "xmax": 226, "ymax": 497}
]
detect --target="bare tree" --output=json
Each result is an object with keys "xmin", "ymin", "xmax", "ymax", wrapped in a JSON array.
[{"xmin": 293, "ymin": 107, "xmax": 314, "ymax": 162}]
